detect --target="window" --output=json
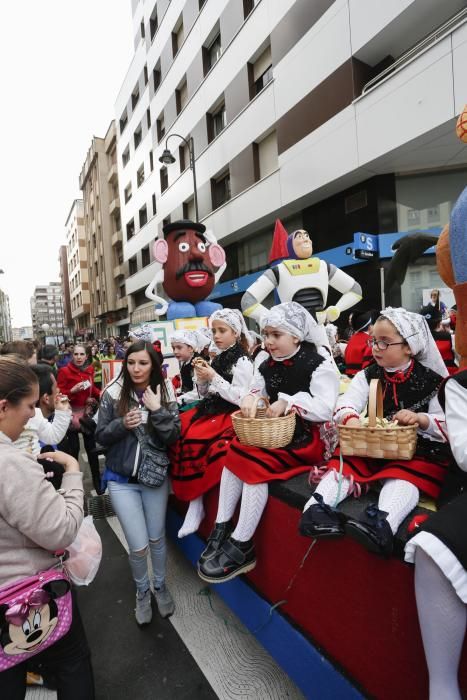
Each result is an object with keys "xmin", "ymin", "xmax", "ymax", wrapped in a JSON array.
[
  {"xmin": 119, "ymin": 110, "xmax": 128, "ymax": 134},
  {"xmin": 251, "ymin": 46, "xmax": 273, "ymax": 98},
  {"xmin": 254, "ymin": 131, "xmax": 278, "ymax": 180},
  {"xmin": 119, "ymin": 283, "xmax": 126, "ymax": 299},
  {"xmin": 183, "ymin": 198, "xmax": 196, "ymax": 220},
  {"xmin": 143, "ymin": 64, "xmax": 148, "ymax": 85},
  {"xmin": 199, "ymin": 0, "xmax": 207, "ymax": 8},
  {"xmin": 243, "ymin": 0, "xmax": 257, "ymax": 19},
  {"xmin": 134, "ymin": 124, "xmax": 142, "ymax": 149},
  {"xmin": 139, "ymin": 205, "xmax": 148, "ymax": 228},
  {"xmin": 211, "ymin": 170, "xmax": 231, "ymax": 209},
  {"xmin": 142, "ymin": 246, "xmax": 150, "ymax": 267},
  {"xmin": 122, "ymin": 146, "xmax": 130, "ymax": 167},
  {"xmin": 126, "ymin": 219, "xmax": 135, "ymax": 241},
  {"xmin": 172, "ymin": 17, "xmax": 184, "ymax": 57},
  {"xmin": 179, "ymin": 142, "xmax": 189, "ymax": 173},
  {"xmin": 129, "ymin": 256, "xmax": 137, "ymax": 275},
  {"xmin": 146, "ymin": 108, "xmax": 151, "ymax": 129},
  {"xmin": 162, "ymin": 216, "xmax": 171, "ymax": 228},
  {"xmin": 203, "ymin": 32, "xmax": 221, "ymax": 75},
  {"xmin": 160, "ymin": 167, "xmax": 168, "ymax": 193},
  {"xmin": 153, "ymin": 63, "xmax": 161, "ymax": 92},
  {"xmin": 176, "ymin": 78, "xmax": 188, "ymax": 115},
  {"xmin": 137, "ymin": 164, "xmax": 145, "ymax": 187},
  {"xmin": 152, "ymin": 193, "xmax": 157, "ymax": 215},
  {"xmin": 131, "ymin": 83, "xmax": 140, "ymax": 110},
  {"xmin": 149, "ymin": 5, "xmax": 158, "ymax": 41},
  {"xmin": 124, "ymin": 183, "xmax": 132, "ymax": 203},
  {"xmin": 156, "ymin": 113, "xmax": 165, "ymax": 142},
  {"xmin": 149, "ymin": 151, "xmax": 154, "ymax": 172},
  {"xmin": 207, "ymin": 101, "xmax": 226, "ymax": 142},
  {"xmin": 140, "ymin": 20, "xmax": 145, "ymax": 40}
]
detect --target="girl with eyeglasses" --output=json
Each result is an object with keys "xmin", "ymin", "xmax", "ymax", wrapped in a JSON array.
[{"xmin": 300, "ymin": 308, "xmax": 451, "ymax": 557}]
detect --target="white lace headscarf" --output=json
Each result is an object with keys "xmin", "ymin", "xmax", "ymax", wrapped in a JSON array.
[
  {"xmin": 379, "ymin": 307, "xmax": 448, "ymax": 377},
  {"xmin": 260, "ymin": 302, "xmax": 329, "ymax": 350},
  {"xmin": 169, "ymin": 330, "xmax": 205, "ymax": 353},
  {"xmin": 209, "ymin": 309, "xmax": 253, "ymax": 348}
]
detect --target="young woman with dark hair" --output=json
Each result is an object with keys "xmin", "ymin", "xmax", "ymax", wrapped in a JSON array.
[
  {"xmin": 0, "ymin": 355, "xmax": 94, "ymax": 698},
  {"xmin": 95, "ymin": 341, "xmax": 180, "ymax": 625}
]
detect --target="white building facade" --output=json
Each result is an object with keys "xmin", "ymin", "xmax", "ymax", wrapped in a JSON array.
[
  {"xmin": 115, "ymin": 0, "xmax": 467, "ymax": 318},
  {"xmin": 0, "ymin": 289, "xmax": 12, "ymax": 342}
]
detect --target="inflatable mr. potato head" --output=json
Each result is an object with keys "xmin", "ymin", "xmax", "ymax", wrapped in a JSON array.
[
  {"xmin": 436, "ymin": 105, "xmax": 467, "ymax": 367},
  {"xmin": 145, "ymin": 220, "xmax": 227, "ymax": 320}
]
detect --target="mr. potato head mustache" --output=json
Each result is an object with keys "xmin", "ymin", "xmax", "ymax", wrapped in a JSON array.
[{"xmin": 176, "ymin": 260, "xmax": 214, "ymax": 279}]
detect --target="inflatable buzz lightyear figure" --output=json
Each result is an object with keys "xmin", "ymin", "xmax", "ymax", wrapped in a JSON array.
[{"xmin": 241, "ymin": 228, "xmax": 362, "ymax": 326}]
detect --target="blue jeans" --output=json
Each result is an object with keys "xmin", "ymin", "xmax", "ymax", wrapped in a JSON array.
[{"xmin": 108, "ymin": 478, "xmax": 169, "ymax": 592}]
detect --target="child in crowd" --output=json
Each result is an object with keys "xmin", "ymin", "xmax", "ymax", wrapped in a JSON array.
[
  {"xmin": 344, "ymin": 309, "xmax": 378, "ymax": 377},
  {"xmin": 300, "ymin": 308, "xmax": 450, "ymax": 556},
  {"xmin": 421, "ymin": 305, "xmax": 458, "ymax": 375},
  {"xmin": 197, "ymin": 302, "xmax": 338, "ymax": 583},
  {"xmin": 170, "ymin": 329, "xmax": 204, "ymax": 408},
  {"xmin": 170, "ymin": 309, "xmax": 253, "ymax": 538},
  {"xmin": 405, "ymin": 368, "xmax": 467, "ymax": 700}
]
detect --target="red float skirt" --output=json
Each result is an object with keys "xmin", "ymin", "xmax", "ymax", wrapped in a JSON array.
[
  {"xmin": 169, "ymin": 408, "xmax": 235, "ymax": 501},
  {"xmin": 226, "ymin": 424, "xmax": 325, "ymax": 485},
  {"xmin": 325, "ymin": 448, "xmax": 450, "ymax": 499}
]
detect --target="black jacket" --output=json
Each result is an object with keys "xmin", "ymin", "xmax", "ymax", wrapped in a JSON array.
[{"xmin": 95, "ymin": 379, "xmax": 180, "ymax": 478}]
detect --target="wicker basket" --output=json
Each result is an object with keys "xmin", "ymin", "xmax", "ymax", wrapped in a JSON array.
[
  {"xmin": 232, "ymin": 396, "xmax": 296, "ymax": 449},
  {"xmin": 338, "ymin": 378, "xmax": 417, "ymax": 460}
]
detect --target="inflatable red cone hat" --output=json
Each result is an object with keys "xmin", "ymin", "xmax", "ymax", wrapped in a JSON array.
[{"xmin": 268, "ymin": 219, "xmax": 289, "ymax": 263}]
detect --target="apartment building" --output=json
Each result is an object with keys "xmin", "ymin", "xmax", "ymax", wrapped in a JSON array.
[
  {"xmin": 0, "ymin": 288, "xmax": 12, "ymax": 342},
  {"xmin": 79, "ymin": 121, "xmax": 129, "ymax": 338},
  {"xmin": 65, "ymin": 199, "xmax": 92, "ymax": 337},
  {"xmin": 115, "ymin": 0, "xmax": 467, "ymax": 318},
  {"xmin": 30, "ymin": 283, "xmax": 64, "ymax": 340},
  {"xmin": 58, "ymin": 245, "xmax": 73, "ymax": 338},
  {"xmin": 11, "ymin": 326, "xmax": 33, "ymax": 341}
]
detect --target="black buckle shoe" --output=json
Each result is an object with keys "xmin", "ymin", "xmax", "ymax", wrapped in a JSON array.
[
  {"xmin": 198, "ymin": 537, "xmax": 256, "ymax": 583},
  {"xmin": 299, "ymin": 492, "xmax": 345, "ymax": 538},
  {"xmin": 345, "ymin": 504, "xmax": 394, "ymax": 557},
  {"xmin": 198, "ymin": 521, "xmax": 233, "ymax": 567}
]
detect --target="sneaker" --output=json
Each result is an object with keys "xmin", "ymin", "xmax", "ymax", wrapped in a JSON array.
[
  {"xmin": 345, "ymin": 504, "xmax": 394, "ymax": 557},
  {"xmin": 135, "ymin": 588, "xmax": 152, "ymax": 626},
  {"xmin": 154, "ymin": 584, "xmax": 175, "ymax": 618},
  {"xmin": 198, "ymin": 537, "xmax": 256, "ymax": 584},
  {"xmin": 298, "ymin": 492, "xmax": 345, "ymax": 538},
  {"xmin": 198, "ymin": 520, "xmax": 233, "ymax": 567}
]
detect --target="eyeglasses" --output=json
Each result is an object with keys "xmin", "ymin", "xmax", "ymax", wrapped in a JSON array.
[{"xmin": 367, "ymin": 333, "xmax": 417, "ymax": 351}]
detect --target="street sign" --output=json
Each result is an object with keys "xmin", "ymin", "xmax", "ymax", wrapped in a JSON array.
[{"xmin": 354, "ymin": 248, "xmax": 377, "ymax": 260}]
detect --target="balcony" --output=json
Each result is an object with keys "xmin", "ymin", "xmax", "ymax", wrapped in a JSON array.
[
  {"xmin": 111, "ymin": 229, "xmax": 123, "ymax": 246},
  {"xmin": 107, "ymin": 162, "xmax": 118, "ymax": 184},
  {"xmin": 113, "ymin": 263, "xmax": 125, "ymax": 278},
  {"xmin": 109, "ymin": 197, "xmax": 120, "ymax": 216},
  {"xmin": 89, "ymin": 190, "xmax": 95, "ymax": 208},
  {"xmin": 115, "ymin": 297, "xmax": 128, "ymax": 311}
]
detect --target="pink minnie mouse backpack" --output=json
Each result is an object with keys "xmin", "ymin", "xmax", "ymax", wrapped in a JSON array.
[{"xmin": 0, "ymin": 568, "xmax": 72, "ymax": 671}]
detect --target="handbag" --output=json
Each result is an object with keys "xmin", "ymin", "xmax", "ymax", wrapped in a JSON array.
[
  {"xmin": 0, "ymin": 567, "xmax": 72, "ymax": 671},
  {"xmin": 134, "ymin": 425, "xmax": 170, "ymax": 488}
]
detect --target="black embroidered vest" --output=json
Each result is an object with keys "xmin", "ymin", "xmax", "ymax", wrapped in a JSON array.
[
  {"xmin": 438, "ymin": 368, "xmax": 467, "ymax": 411},
  {"xmin": 180, "ymin": 354, "xmax": 199, "ymax": 393},
  {"xmin": 193, "ymin": 343, "xmax": 249, "ymax": 418},
  {"xmin": 259, "ymin": 342, "xmax": 324, "ymax": 445}
]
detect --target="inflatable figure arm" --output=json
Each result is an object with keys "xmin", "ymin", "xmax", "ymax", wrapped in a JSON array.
[
  {"xmin": 144, "ymin": 268, "xmax": 168, "ymax": 317},
  {"xmin": 241, "ymin": 268, "xmax": 279, "ymax": 324},
  {"xmin": 326, "ymin": 265, "xmax": 362, "ymax": 322}
]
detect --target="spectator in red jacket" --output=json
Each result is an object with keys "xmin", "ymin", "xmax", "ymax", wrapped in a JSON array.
[
  {"xmin": 344, "ymin": 309, "xmax": 378, "ymax": 377},
  {"xmin": 57, "ymin": 345, "xmax": 103, "ymax": 493}
]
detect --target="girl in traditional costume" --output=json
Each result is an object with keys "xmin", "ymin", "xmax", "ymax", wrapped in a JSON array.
[
  {"xmin": 169, "ymin": 329, "xmax": 204, "ymax": 408},
  {"xmin": 197, "ymin": 302, "xmax": 339, "ymax": 583},
  {"xmin": 170, "ymin": 310, "xmax": 253, "ymax": 538},
  {"xmin": 300, "ymin": 308, "xmax": 450, "ymax": 556}
]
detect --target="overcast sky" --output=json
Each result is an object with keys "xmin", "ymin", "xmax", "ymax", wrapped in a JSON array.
[{"xmin": 0, "ymin": 1, "xmax": 134, "ymax": 327}]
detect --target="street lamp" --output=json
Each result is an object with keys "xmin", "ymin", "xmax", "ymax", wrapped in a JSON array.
[{"xmin": 159, "ymin": 134, "xmax": 199, "ymax": 222}]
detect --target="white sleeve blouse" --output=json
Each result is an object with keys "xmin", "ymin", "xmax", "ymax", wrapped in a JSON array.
[
  {"xmin": 445, "ymin": 380, "xmax": 467, "ymax": 471},
  {"xmin": 197, "ymin": 356, "xmax": 253, "ymax": 407}
]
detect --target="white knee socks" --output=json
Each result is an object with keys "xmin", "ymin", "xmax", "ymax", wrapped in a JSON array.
[
  {"xmin": 216, "ymin": 468, "xmax": 243, "ymax": 523},
  {"xmin": 378, "ymin": 479, "xmax": 419, "ymax": 534},
  {"xmin": 231, "ymin": 483, "xmax": 269, "ymax": 542},
  {"xmin": 303, "ymin": 470, "xmax": 351, "ymax": 511},
  {"xmin": 415, "ymin": 548, "xmax": 466, "ymax": 700},
  {"xmin": 178, "ymin": 496, "xmax": 205, "ymax": 538}
]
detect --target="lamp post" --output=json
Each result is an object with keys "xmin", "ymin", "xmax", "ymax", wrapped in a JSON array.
[{"xmin": 159, "ymin": 134, "xmax": 199, "ymax": 222}]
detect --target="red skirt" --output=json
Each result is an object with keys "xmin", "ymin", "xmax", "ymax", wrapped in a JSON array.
[
  {"xmin": 326, "ymin": 449, "xmax": 449, "ymax": 499},
  {"xmin": 169, "ymin": 408, "xmax": 235, "ymax": 501},
  {"xmin": 227, "ymin": 424, "xmax": 325, "ymax": 485}
]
